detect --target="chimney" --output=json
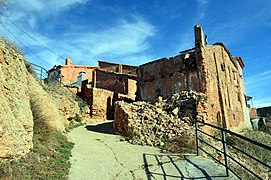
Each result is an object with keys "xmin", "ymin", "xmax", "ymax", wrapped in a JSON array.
[
  {"xmin": 118, "ymin": 64, "xmax": 123, "ymax": 73},
  {"xmin": 65, "ymin": 58, "xmax": 72, "ymax": 66},
  {"xmin": 194, "ymin": 25, "xmax": 205, "ymax": 47}
]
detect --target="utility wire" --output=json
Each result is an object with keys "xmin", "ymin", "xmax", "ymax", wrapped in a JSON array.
[
  {"xmin": 0, "ymin": 21, "xmax": 51, "ymax": 66},
  {"xmin": 1, "ymin": 13, "xmax": 66, "ymax": 60}
]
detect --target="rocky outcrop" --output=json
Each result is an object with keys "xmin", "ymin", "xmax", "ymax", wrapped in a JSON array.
[
  {"xmin": 0, "ymin": 39, "xmax": 34, "ymax": 160},
  {"xmin": 0, "ymin": 37, "xmax": 80, "ymax": 160}
]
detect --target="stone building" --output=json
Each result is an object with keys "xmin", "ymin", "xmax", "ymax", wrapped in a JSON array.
[
  {"xmin": 81, "ymin": 61, "xmax": 138, "ymax": 120},
  {"xmin": 136, "ymin": 25, "xmax": 251, "ymax": 131},
  {"xmin": 47, "ymin": 58, "xmax": 99, "ymax": 86},
  {"xmin": 48, "ymin": 59, "xmax": 138, "ymax": 120}
]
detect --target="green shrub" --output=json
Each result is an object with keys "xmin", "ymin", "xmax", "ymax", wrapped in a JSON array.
[{"xmin": 66, "ymin": 114, "xmax": 85, "ymax": 130}]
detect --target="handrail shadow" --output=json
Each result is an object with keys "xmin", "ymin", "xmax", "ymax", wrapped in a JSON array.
[{"xmin": 143, "ymin": 153, "xmax": 228, "ymax": 179}]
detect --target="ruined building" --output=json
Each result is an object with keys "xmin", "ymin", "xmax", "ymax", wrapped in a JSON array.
[
  {"xmin": 48, "ymin": 58, "xmax": 99, "ymax": 86},
  {"xmin": 136, "ymin": 25, "xmax": 251, "ymax": 131},
  {"xmin": 48, "ymin": 60, "xmax": 138, "ymax": 120},
  {"xmin": 47, "ymin": 25, "xmax": 251, "ymax": 131}
]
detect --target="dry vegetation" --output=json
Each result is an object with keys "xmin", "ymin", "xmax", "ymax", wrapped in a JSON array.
[
  {"xmin": 161, "ymin": 132, "xmax": 196, "ymax": 153},
  {"xmin": 199, "ymin": 129, "xmax": 271, "ymax": 179},
  {"xmin": 0, "ymin": 93, "xmax": 74, "ymax": 180},
  {"xmin": 227, "ymin": 130, "xmax": 271, "ymax": 179}
]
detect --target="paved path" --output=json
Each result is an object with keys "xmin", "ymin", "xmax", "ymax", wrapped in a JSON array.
[{"xmin": 68, "ymin": 121, "xmax": 237, "ymax": 180}]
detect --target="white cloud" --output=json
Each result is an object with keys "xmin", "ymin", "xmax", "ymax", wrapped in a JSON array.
[
  {"xmin": 195, "ymin": 0, "xmax": 209, "ymax": 22},
  {"xmin": 51, "ymin": 17, "xmax": 156, "ymax": 66},
  {"xmin": 0, "ymin": 0, "xmax": 156, "ymax": 69},
  {"xmin": 87, "ymin": 19, "xmax": 155, "ymax": 57},
  {"xmin": 1, "ymin": 13, "xmax": 156, "ymax": 69},
  {"xmin": 5, "ymin": 0, "xmax": 89, "ymax": 31},
  {"xmin": 12, "ymin": 0, "xmax": 89, "ymax": 15}
]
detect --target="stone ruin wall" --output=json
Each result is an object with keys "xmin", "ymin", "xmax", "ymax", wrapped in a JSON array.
[
  {"xmin": 127, "ymin": 78, "xmax": 137, "ymax": 100},
  {"xmin": 80, "ymin": 63, "xmax": 138, "ymax": 121},
  {"xmin": 82, "ymin": 86, "xmax": 114, "ymax": 120},
  {"xmin": 99, "ymin": 61, "xmax": 137, "ymax": 75},
  {"xmin": 96, "ymin": 69, "xmax": 130, "ymax": 94},
  {"xmin": 135, "ymin": 33, "xmax": 248, "ymax": 131},
  {"xmin": 136, "ymin": 53, "xmax": 201, "ymax": 102},
  {"xmin": 82, "ymin": 79, "xmax": 137, "ymax": 121},
  {"xmin": 198, "ymin": 44, "xmax": 247, "ymax": 130}
]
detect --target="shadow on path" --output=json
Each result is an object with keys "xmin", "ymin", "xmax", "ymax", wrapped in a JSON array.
[
  {"xmin": 143, "ymin": 154, "xmax": 228, "ymax": 180},
  {"xmin": 85, "ymin": 121, "xmax": 115, "ymax": 135}
]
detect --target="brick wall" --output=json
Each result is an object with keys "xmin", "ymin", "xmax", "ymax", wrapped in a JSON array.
[
  {"xmin": 249, "ymin": 108, "xmax": 257, "ymax": 120},
  {"xmin": 136, "ymin": 53, "xmax": 201, "ymax": 102},
  {"xmin": 59, "ymin": 66, "xmax": 98, "ymax": 84},
  {"xmin": 197, "ymin": 44, "xmax": 248, "ymax": 131},
  {"xmin": 98, "ymin": 61, "xmax": 137, "ymax": 75},
  {"xmin": 95, "ymin": 69, "xmax": 137, "ymax": 100},
  {"xmin": 82, "ymin": 85, "xmax": 114, "ymax": 120},
  {"xmin": 136, "ymin": 25, "xmax": 249, "ymax": 131}
]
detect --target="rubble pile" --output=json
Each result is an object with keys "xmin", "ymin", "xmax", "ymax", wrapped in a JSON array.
[
  {"xmin": 163, "ymin": 91, "xmax": 206, "ymax": 123},
  {"xmin": 114, "ymin": 91, "xmax": 205, "ymax": 147}
]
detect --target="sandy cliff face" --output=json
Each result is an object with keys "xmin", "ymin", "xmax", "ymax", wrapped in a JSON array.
[
  {"xmin": 0, "ymin": 37, "xmax": 78, "ymax": 160},
  {"xmin": 0, "ymin": 39, "xmax": 34, "ymax": 160}
]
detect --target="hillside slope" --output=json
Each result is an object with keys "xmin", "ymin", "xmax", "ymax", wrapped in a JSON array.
[{"xmin": 0, "ymin": 37, "xmax": 79, "ymax": 160}]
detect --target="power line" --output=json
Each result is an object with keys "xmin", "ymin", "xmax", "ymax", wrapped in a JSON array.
[
  {"xmin": 1, "ymin": 13, "xmax": 66, "ymax": 60},
  {"xmin": 0, "ymin": 21, "xmax": 51, "ymax": 66}
]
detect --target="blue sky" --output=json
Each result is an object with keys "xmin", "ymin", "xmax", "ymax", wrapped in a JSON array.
[{"xmin": 0, "ymin": 0, "xmax": 271, "ymax": 108}]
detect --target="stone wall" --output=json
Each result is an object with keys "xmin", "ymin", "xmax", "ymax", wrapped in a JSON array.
[
  {"xmin": 95, "ymin": 69, "xmax": 137, "ymax": 99},
  {"xmin": 249, "ymin": 108, "xmax": 257, "ymax": 120},
  {"xmin": 135, "ymin": 25, "xmax": 249, "ymax": 131},
  {"xmin": 197, "ymin": 43, "xmax": 248, "ymax": 130},
  {"xmin": 82, "ymin": 86, "xmax": 114, "ymax": 120},
  {"xmin": 96, "ymin": 69, "xmax": 129, "ymax": 94},
  {"xmin": 127, "ymin": 78, "xmax": 137, "ymax": 100},
  {"xmin": 91, "ymin": 88, "xmax": 114, "ymax": 120},
  {"xmin": 98, "ymin": 61, "xmax": 137, "ymax": 75},
  {"xmin": 136, "ymin": 54, "xmax": 200, "ymax": 102}
]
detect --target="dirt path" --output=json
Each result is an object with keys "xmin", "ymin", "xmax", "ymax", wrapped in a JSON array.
[{"xmin": 68, "ymin": 121, "xmax": 237, "ymax": 180}]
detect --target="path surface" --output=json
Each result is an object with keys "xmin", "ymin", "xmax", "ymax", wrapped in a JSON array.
[{"xmin": 68, "ymin": 120, "xmax": 237, "ymax": 180}]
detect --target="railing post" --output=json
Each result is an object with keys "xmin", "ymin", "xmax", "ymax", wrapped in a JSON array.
[
  {"xmin": 195, "ymin": 120, "xmax": 200, "ymax": 156},
  {"xmin": 221, "ymin": 129, "xmax": 229, "ymax": 176}
]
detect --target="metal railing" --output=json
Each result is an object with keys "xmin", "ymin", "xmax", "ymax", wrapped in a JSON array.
[
  {"xmin": 25, "ymin": 61, "xmax": 48, "ymax": 80},
  {"xmin": 195, "ymin": 120, "xmax": 271, "ymax": 179}
]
